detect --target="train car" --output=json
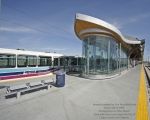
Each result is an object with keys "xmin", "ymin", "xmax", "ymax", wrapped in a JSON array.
[
  {"xmin": 53, "ymin": 56, "xmax": 83, "ymax": 73},
  {"xmin": 0, "ymin": 48, "xmax": 63, "ymax": 81}
]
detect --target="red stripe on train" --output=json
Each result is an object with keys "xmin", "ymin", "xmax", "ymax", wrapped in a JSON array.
[{"xmin": 0, "ymin": 71, "xmax": 50, "ymax": 80}]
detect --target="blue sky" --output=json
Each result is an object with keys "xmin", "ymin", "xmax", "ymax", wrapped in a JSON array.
[{"xmin": 0, "ymin": 0, "xmax": 150, "ymax": 59}]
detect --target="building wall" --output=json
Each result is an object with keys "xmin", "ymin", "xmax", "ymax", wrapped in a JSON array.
[{"xmin": 82, "ymin": 35, "xmax": 128, "ymax": 75}]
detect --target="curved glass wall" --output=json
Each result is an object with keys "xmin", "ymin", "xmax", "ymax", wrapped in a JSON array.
[
  {"xmin": 120, "ymin": 47, "xmax": 128, "ymax": 70},
  {"xmin": 82, "ymin": 35, "xmax": 128, "ymax": 76}
]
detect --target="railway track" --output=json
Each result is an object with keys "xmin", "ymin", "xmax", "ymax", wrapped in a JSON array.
[{"xmin": 144, "ymin": 65, "xmax": 150, "ymax": 109}]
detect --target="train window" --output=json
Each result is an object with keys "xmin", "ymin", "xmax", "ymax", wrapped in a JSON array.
[
  {"xmin": 28, "ymin": 56, "xmax": 37, "ymax": 67},
  {"xmin": 65, "ymin": 57, "xmax": 70, "ymax": 66},
  {"xmin": 71, "ymin": 58, "xmax": 77, "ymax": 66},
  {"xmin": 38, "ymin": 56, "xmax": 52, "ymax": 66},
  {"xmin": 17, "ymin": 55, "xmax": 28, "ymax": 67},
  {"xmin": 78, "ymin": 58, "xmax": 83, "ymax": 66},
  {"xmin": 60, "ymin": 57, "xmax": 69, "ymax": 66},
  {"xmin": 54, "ymin": 58, "xmax": 59, "ymax": 66},
  {"xmin": 60, "ymin": 57, "xmax": 64, "ymax": 66},
  {"xmin": 17, "ymin": 55, "xmax": 37, "ymax": 67},
  {"xmin": 0, "ymin": 54, "xmax": 16, "ymax": 68},
  {"xmin": 78, "ymin": 58, "xmax": 81, "ymax": 65}
]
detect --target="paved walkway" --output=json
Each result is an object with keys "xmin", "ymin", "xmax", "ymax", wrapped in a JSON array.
[
  {"xmin": 136, "ymin": 66, "xmax": 149, "ymax": 120},
  {"xmin": 0, "ymin": 65, "xmax": 142, "ymax": 120}
]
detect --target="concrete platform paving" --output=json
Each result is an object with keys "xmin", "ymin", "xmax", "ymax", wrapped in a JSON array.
[{"xmin": 0, "ymin": 65, "xmax": 142, "ymax": 120}]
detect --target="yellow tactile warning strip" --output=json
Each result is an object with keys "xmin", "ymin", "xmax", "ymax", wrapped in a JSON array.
[
  {"xmin": 136, "ymin": 65, "xmax": 150, "ymax": 120},
  {"xmin": 0, "ymin": 73, "xmax": 53, "ymax": 83}
]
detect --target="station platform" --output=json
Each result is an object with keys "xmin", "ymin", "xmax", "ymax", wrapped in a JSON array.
[{"xmin": 0, "ymin": 64, "xmax": 149, "ymax": 120}]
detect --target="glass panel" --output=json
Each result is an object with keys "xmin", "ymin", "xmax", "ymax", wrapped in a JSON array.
[
  {"xmin": 60, "ymin": 57, "xmax": 69, "ymax": 66},
  {"xmin": 120, "ymin": 46, "xmax": 128, "ymax": 71},
  {"xmin": 78, "ymin": 58, "xmax": 82, "ymax": 66},
  {"xmin": 28, "ymin": 56, "xmax": 37, "ymax": 67},
  {"xmin": 88, "ymin": 36, "xmax": 96, "ymax": 74},
  {"xmin": 38, "ymin": 56, "xmax": 52, "ymax": 66},
  {"xmin": 95, "ymin": 36, "xmax": 108, "ymax": 74},
  {"xmin": 18, "ymin": 55, "xmax": 37, "ymax": 67},
  {"xmin": 82, "ymin": 39, "xmax": 87, "ymax": 74},
  {"xmin": 109, "ymin": 38, "xmax": 119, "ymax": 73},
  {"xmin": 17, "ymin": 55, "xmax": 28, "ymax": 67},
  {"xmin": 60, "ymin": 57, "xmax": 64, "ymax": 66},
  {"xmin": 71, "ymin": 58, "xmax": 77, "ymax": 66},
  {"xmin": 0, "ymin": 54, "xmax": 16, "ymax": 68},
  {"xmin": 82, "ymin": 35, "xmax": 126, "ymax": 76},
  {"xmin": 54, "ymin": 58, "xmax": 59, "ymax": 66}
]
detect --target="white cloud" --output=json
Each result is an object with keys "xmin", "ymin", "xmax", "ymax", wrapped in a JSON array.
[
  {"xmin": 111, "ymin": 21, "xmax": 123, "ymax": 29},
  {"xmin": 111, "ymin": 13, "xmax": 150, "ymax": 29},
  {"xmin": 0, "ymin": 26, "xmax": 36, "ymax": 33}
]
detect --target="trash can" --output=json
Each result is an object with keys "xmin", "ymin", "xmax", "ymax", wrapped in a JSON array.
[{"xmin": 56, "ymin": 71, "xmax": 65, "ymax": 87}]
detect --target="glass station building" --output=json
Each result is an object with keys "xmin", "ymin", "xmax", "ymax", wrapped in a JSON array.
[{"xmin": 74, "ymin": 13, "xmax": 145, "ymax": 78}]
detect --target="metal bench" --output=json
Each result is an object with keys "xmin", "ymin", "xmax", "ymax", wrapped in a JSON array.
[
  {"xmin": 5, "ymin": 80, "xmax": 53, "ymax": 99},
  {"xmin": 7, "ymin": 84, "xmax": 28, "ymax": 93},
  {"xmin": 27, "ymin": 81, "xmax": 43, "ymax": 87},
  {"xmin": 6, "ymin": 91, "xmax": 18, "ymax": 99},
  {"xmin": 6, "ymin": 84, "xmax": 29, "ymax": 99},
  {"xmin": 20, "ymin": 84, "xmax": 50, "ymax": 95},
  {"xmin": 41, "ymin": 79, "xmax": 54, "ymax": 84}
]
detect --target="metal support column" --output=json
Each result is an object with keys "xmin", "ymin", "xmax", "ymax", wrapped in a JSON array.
[
  {"xmin": 108, "ymin": 40, "xmax": 110, "ymax": 74},
  {"xmin": 116, "ymin": 44, "xmax": 119, "ymax": 72},
  {"xmin": 87, "ymin": 38, "xmax": 89, "ymax": 75},
  {"xmin": 127, "ymin": 56, "xmax": 129, "ymax": 70},
  {"xmin": 119, "ymin": 43, "xmax": 121, "ymax": 73},
  {"xmin": 93, "ymin": 40, "xmax": 96, "ymax": 74}
]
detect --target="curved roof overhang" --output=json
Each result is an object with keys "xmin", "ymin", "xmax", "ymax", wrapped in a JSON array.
[{"xmin": 74, "ymin": 13, "xmax": 142, "ymax": 51}]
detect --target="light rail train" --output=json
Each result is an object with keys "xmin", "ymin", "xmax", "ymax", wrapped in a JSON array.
[
  {"xmin": 0, "ymin": 48, "xmax": 82, "ymax": 81},
  {"xmin": 0, "ymin": 48, "xmax": 62, "ymax": 80}
]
